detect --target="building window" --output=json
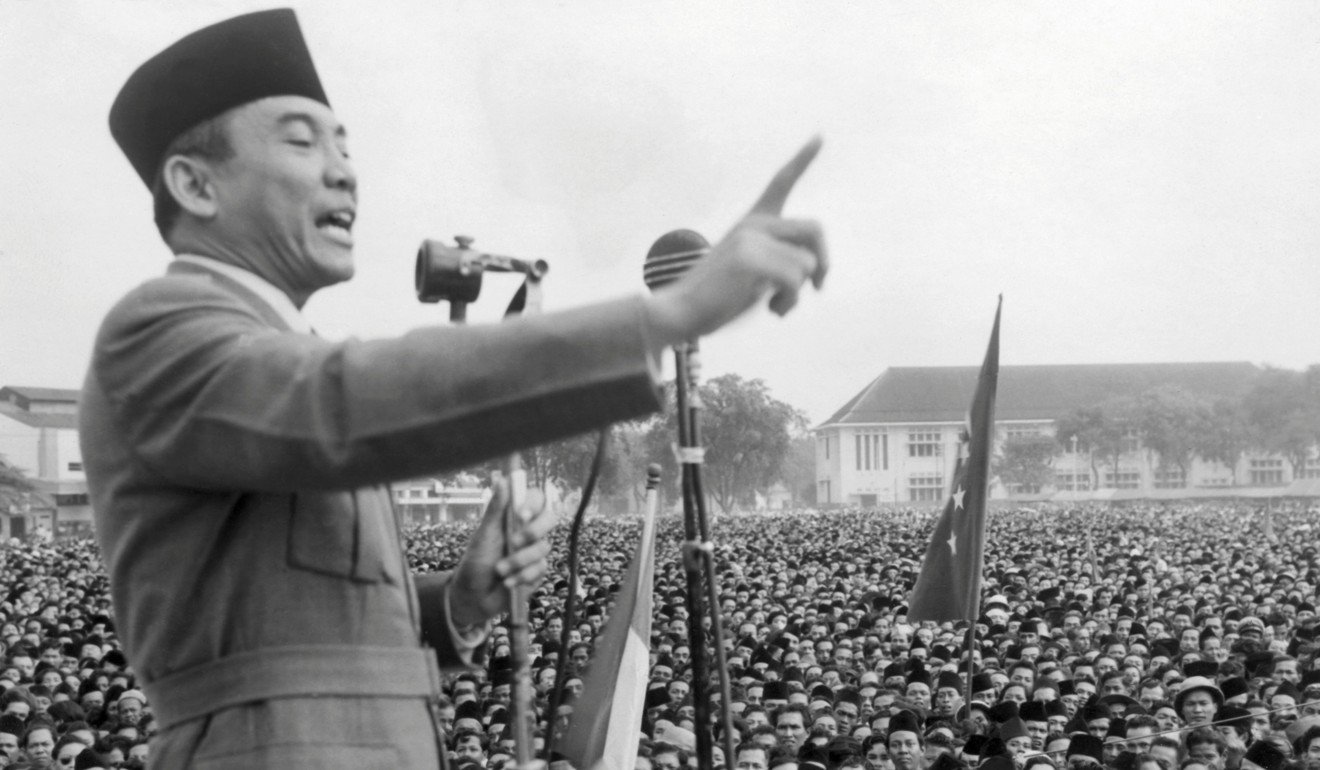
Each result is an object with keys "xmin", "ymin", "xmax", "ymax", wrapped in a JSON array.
[
  {"xmin": 818, "ymin": 479, "xmax": 830, "ymax": 503},
  {"xmin": 1005, "ymin": 427, "xmax": 1041, "ymax": 441},
  {"xmin": 853, "ymin": 433, "xmax": 885, "ymax": 471},
  {"xmin": 854, "ymin": 433, "xmax": 886, "ymax": 471},
  {"xmin": 908, "ymin": 473, "xmax": 944, "ymax": 502},
  {"xmin": 67, "ymin": 462, "xmax": 83, "ymax": 472},
  {"xmin": 1102, "ymin": 470, "xmax": 1141, "ymax": 489},
  {"xmin": 1303, "ymin": 455, "xmax": 1320, "ymax": 480},
  {"xmin": 1120, "ymin": 427, "xmax": 1140, "ymax": 454},
  {"xmin": 1154, "ymin": 467, "xmax": 1186, "ymax": 489},
  {"xmin": 1007, "ymin": 482, "xmax": 1042, "ymax": 495},
  {"xmin": 1250, "ymin": 458, "xmax": 1285, "ymax": 486},
  {"xmin": 823, "ymin": 436, "xmax": 829, "ymax": 459},
  {"xmin": 908, "ymin": 431, "xmax": 942, "ymax": 458},
  {"xmin": 1054, "ymin": 472, "xmax": 1091, "ymax": 492}
]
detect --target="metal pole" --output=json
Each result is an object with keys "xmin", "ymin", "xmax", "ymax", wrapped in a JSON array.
[{"xmin": 673, "ymin": 342, "xmax": 736, "ymax": 770}]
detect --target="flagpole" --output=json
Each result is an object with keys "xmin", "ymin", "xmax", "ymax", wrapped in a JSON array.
[
  {"xmin": 963, "ymin": 299, "xmax": 999, "ymax": 708},
  {"xmin": 962, "ymin": 465, "xmax": 985, "ymax": 715},
  {"xmin": 962, "ymin": 622, "xmax": 977, "ymax": 712}
]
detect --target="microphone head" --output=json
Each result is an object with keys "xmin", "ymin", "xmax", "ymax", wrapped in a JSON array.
[{"xmin": 643, "ymin": 229, "xmax": 709, "ymax": 291}]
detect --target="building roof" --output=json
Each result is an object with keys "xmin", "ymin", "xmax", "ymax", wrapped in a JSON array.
[
  {"xmin": 0, "ymin": 410, "xmax": 79, "ymax": 430},
  {"xmin": 820, "ymin": 362, "xmax": 1261, "ymax": 427},
  {"xmin": 1285, "ymin": 478, "xmax": 1320, "ymax": 497},
  {"xmin": 0, "ymin": 386, "xmax": 80, "ymax": 408},
  {"xmin": 32, "ymin": 479, "xmax": 88, "ymax": 495}
]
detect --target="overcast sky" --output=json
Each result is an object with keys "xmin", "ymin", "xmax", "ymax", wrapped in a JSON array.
[{"xmin": 2, "ymin": 1, "xmax": 1317, "ymax": 424}]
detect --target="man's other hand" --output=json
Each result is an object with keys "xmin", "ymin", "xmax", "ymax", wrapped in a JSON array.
[{"xmin": 448, "ymin": 477, "xmax": 553, "ymax": 628}]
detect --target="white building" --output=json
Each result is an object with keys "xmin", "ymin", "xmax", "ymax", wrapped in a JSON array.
[
  {"xmin": 392, "ymin": 475, "xmax": 490, "ymax": 526},
  {"xmin": 0, "ymin": 385, "xmax": 90, "ymax": 537},
  {"xmin": 814, "ymin": 362, "xmax": 1315, "ymax": 506}
]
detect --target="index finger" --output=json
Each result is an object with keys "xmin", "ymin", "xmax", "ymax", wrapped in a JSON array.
[{"xmin": 749, "ymin": 136, "xmax": 823, "ymax": 216}]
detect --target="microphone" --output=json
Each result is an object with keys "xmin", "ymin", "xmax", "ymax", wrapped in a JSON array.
[
  {"xmin": 416, "ymin": 235, "xmax": 549, "ymax": 305},
  {"xmin": 643, "ymin": 229, "xmax": 709, "ymax": 291}
]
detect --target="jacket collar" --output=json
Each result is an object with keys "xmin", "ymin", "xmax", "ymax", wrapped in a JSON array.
[{"xmin": 167, "ymin": 255, "xmax": 310, "ymax": 334}]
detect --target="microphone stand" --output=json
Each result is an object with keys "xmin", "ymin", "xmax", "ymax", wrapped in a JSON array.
[
  {"xmin": 673, "ymin": 339, "xmax": 736, "ymax": 770},
  {"xmin": 417, "ymin": 236, "xmax": 546, "ymax": 770},
  {"xmin": 503, "ymin": 275, "xmax": 544, "ymax": 770}
]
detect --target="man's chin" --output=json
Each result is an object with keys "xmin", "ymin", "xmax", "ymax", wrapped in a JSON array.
[{"xmin": 314, "ymin": 258, "xmax": 355, "ymax": 288}]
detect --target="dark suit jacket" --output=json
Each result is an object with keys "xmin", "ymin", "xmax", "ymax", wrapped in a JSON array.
[{"xmin": 80, "ymin": 260, "xmax": 661, "ymax": 766}]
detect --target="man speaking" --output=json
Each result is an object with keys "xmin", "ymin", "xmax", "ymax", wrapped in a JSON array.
[{"xmin": 82, "ymin": 7, "xmax": 826, "ymax": 768}]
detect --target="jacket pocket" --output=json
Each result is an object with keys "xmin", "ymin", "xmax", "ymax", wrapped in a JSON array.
[{"xmin": 286, "ymin": 489, "xmax": 399, "ymax": 584}]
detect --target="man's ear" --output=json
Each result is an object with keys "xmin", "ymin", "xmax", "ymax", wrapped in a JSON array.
[{"xmin": 160, "ymin": 154, "xmax": 219, "ymax": 219}]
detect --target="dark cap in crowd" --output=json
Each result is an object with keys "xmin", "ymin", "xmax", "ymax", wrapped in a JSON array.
[
  {"xmin": 888, "ymin": 709, "xmax": 922, "ymax": 738},
  {"xmin": 1243, "ymin": 741, "xmax": 1286, "ymax": 770},
  {"xmin": 0, "ymin": 714, "xmax": 25, "ymax": 737},
  {"xmin": 1067, "ymin": 734, "xmax": 1104, "ymax": 764}
]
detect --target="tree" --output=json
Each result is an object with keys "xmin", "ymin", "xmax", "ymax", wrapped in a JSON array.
[
  {"xmin": 642, "ymin": 388, "xmax": 683, "ymax": 504},
  {"xmin": 1134, "ymin": 385, "xmax": 1213, "ymax": 482},
  {"xmin": 1055, "ymin": 398, "xmax": 1137, "ymax": 488},
  {"xmin": 0, "ymin": 453, "xmax": 37, "ymax": 513},
  {"xmin": 647, "ymin": 374, "xmax": 807, "ymax": 514},
  {"xmin": 1243, "ymin": 367, "xmax": 1320, "ymax": 477},
  {"xmin": 699, "ymin": 375, "xmax": 807, "ymax": 513},
  {"xmin": 596, "ymin": 419, "xmax": 659, "ymax": 514},
  {"xmin": 523, "ymin": 430, "xmax": 611, "ymax": 491},
  {"xmin": 993, "ymin": 434, "xmax": 1057, "ymax": 495},
  {"xmin": 1054, "ymin": 407, "xmax": 1105, "ymax": 488},
  {"xmin": 1191, "ymin": 398, "xmax": 1252, "ymax": 484},
  {"xmin": 778, "ymin": 435, "xmax": 818, "ymax": 506}
]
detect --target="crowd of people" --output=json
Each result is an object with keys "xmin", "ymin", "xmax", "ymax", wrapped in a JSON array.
[{"xmin": 2, "ymin": 499, "xmax": 1319, "ymax": 769}]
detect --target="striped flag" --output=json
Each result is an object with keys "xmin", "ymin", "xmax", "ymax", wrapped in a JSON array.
[
  {"xmin": 908, "ymin": 299, "xmax": 1001, "ymax": 622},
  {"xmin": 558, "ymin": 467, "xmax": 661, "ymax": 770}
]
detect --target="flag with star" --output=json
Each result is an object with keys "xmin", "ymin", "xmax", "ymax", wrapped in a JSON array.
[{"xmin": 908, "ymin": 298, "xmax": 1001, "ymax": 622}]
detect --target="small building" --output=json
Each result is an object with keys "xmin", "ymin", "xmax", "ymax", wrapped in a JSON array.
[
  {"xmin": 392, "ymin": 475, "xmax": 490, "ymax": 526},
  {"xmin": 0, "ymin": 385, "xmax": 90, "ymax": 538}
]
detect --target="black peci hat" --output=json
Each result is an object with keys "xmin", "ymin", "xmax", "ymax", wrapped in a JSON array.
[{"xmin": 110, "ymin": 8, "xmax": 330, "ymax": 187}]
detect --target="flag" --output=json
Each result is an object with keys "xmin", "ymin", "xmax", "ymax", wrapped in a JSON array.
[
  {"xmin": 908, "ymin": 298, "xmax": 1001, "ymax": 622},
  {"xmin": 558, "ymin": 469, "xmax": 661, "ymax": 770}
]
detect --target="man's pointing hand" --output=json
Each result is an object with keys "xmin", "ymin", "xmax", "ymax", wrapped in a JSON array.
[{"xmin": 646, "ymin": 136, "xmax": 828, "ymax": 346}]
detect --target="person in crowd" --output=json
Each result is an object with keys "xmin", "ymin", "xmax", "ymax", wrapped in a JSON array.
[{"xmin": 20, "ymin": 723, "xmax": 55, "ymax": 768}]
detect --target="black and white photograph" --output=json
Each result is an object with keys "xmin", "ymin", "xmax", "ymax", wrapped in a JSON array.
[{"xmin": 0, "ymin": 3, "xmax": 1317, "ymax": 769}]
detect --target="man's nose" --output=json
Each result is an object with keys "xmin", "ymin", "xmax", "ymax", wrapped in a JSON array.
[{"xmin": 325, "ymin": 148, "xmax": 357, "ymax": 192}]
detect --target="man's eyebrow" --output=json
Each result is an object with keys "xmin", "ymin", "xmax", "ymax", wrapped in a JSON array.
[{"xmin": 275, "ymin": 112, "xmax": 348, "ymax": 137}]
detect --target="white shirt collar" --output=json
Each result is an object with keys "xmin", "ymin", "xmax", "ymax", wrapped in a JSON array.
[{"xmin": 174, "ymin": 254, "xmax": 313, "ymax": 334}]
